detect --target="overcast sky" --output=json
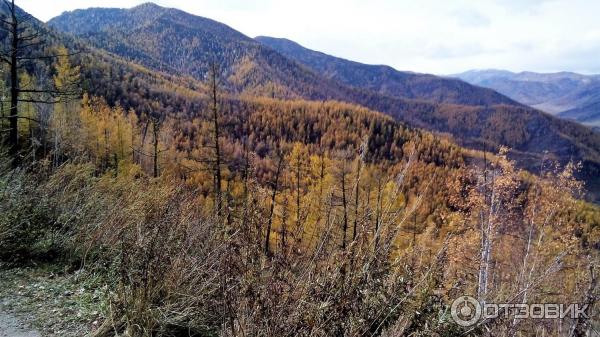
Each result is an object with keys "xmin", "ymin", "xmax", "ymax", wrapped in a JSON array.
[{"xmin": 15, "ymin": 0, "xmax": 600, "ymax": 75}]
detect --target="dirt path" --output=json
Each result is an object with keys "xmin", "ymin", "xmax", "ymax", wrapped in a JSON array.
[
  {"xmin": 0, "ymin": 311, "xmax": 41, "ymax": 337},
  {"xmin": 0, "ymin": 267, "xmax": 99, "ymax": 337}
]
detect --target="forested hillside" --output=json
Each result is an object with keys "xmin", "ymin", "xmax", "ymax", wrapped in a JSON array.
[
  {"xmin": 48, "ymin": 4, "xmax": 600, "ymax": 202},
  {"xmin": 255, "ymin": 36, "xmax": 517, "ymax": 106},
  {"xmin": 455, "ymin": 69, "xmax": 600, "ymax": 127},
  {"xmin": 0, "ymin": 2, "xmax": 599, "ymax": 337}
]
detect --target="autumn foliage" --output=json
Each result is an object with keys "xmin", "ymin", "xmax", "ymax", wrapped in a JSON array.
[{"xmin": 0, "ymin": 27, "xmax": 598, "ymax": 336}]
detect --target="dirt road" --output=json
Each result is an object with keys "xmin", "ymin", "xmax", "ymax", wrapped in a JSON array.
[{"xmin": 0, "ymin": 311, "xmax": 41, "ymax": 337}]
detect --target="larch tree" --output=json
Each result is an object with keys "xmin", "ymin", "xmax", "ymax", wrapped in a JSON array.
[
  {"xmin": 334, "ymin": 150, "xmax": 352, "ymax": 249},
  {"xmin": 0, "ymin": 0, "xmax": 78, "ymax": 163},
  {"xmin": 207, "ymin": 60, "xmax": 223, "ymax": 217},
  {"xmin": 352, "ymin": 140, "xmax": 367, "ymax": 241},
  {"xmin": 288, "ymin": 142, "xmax": 309, "ymax": 243},
  {"xmin": 265, "ymin": 150, "xmax": 284, "ymax": 256},
  {"xmin": 51, "ymin": 45, "xmax": 81, "ymax": 166}
]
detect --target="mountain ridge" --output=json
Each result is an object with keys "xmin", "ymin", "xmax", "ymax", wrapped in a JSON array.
[
  {"xmin": 454, "ymin": 69, "xmax": 600, "ymax": 127},
  {"xmin": 43, "ymin": 3, "xmax": 600, "ymax": 200},
  {"xmin": 255, "ymin": 36, "xmax": 521, "ymax": 107},
  {"xmin": 253, "ymin": 34, "xmax": 600, "ymax": 176}
]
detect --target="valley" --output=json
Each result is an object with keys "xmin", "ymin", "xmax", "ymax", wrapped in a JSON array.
[{"xmin": 0, "ymin": 2, "xmax": 598, "ymax": 337}]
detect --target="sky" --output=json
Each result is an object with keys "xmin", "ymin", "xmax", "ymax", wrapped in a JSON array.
[{"xmin": 15, "ymin": 0, "xmax": 600, "ymax": 75}]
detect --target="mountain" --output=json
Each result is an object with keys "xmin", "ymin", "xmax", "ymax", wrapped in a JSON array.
[
  {"xmin": 4, "ymin": 5, "xmax": 600, "ymax": 337},
  {"xmin": 2, "ymin": 3, "xmax": 469, "ymax": 210},
  {"xmin": 51, "ymin": 5, "xmax": 515, "ymax": 107},
  {"xmin": 49, "ymin": 3, "xmax": 351, "ymax": 101},
  {"xmin": 255, "ymin": 36, "xmax": 517, "ymax": 106},
  {"xmin": 253, "ymin": 36, "xmax": 600, "ymax": 187},
  {"xmin": 454, "ymin": 69, "xmax": 600, "ymax": 127},
  {"xmin": 46, "ymin": 3, "xmax": 600, "ymax": 200}
]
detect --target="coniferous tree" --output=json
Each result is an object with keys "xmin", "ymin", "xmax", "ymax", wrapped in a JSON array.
[
  {"xmin": 208, "ymin": 60, "xmax": 223, "ymax": 217},
  {"xmin": 0, "ymin": 0, "xmax": 78, "ymax": 162}
]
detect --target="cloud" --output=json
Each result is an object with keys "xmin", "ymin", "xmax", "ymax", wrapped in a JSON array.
[
  {"xmin": 494, "ymin": 0, "xmax": 556, "ymax": 15},
  {"xmin": 453, "ymin": 9, "xmax": 491, "ymax": 28},
  {"xmin": 14, "ymin": 0, "xmax": 600, "ymax": 75},
  {"xmin": 427, "ymin": 43, "xmax": 489, "ymax": 59}
]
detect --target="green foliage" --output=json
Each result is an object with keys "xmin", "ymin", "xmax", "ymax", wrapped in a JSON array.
[
  {"xmin": 0, "ymin": 167, "xmax": 56, "ymax": 262},
  {"xmin": 0, "ymin": 156, "xmax": 99, "ymax": 263}
]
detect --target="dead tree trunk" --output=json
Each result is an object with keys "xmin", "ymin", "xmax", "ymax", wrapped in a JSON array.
[
  {"xmin": 341, "ymin": 166, "xmax": 348, "ymax": 249},
  {"xmin": 295, "ymin": 154, "xmax": 301, "ymax": 237},
  {"xmin": 0, "ymin": 0, "xmax": 79, "ymax": 164},
  {"xmin": 570, "ymin": 264, "xmax": 597, "ymax": 337},
  {"xmin": 209, "ymin": 61, "xmax": 223, "ymax": 217},
  {"xmin": 265, "ymin": 153, "xmax": 284, "ymax": 256},
  {"xmin": 353, "ymin": 158, "xmax": 362, "ymax": 241},
  {"xmin": 374, "ymin": 171, "xmax": 384, "ymax": 249},
  {"xmin": 8, "ymin": 5, "xmax": 18, "ymax": 156},
  {"xmin": 478, "ymin": 169, "xmax": 496, "ymax": 302},
  {"xmin": 280, "ymin": 197, "xmax": 289, "ymax": 255},
  {"xmin": 241, "ymin": 134, "xmax": 251, "ymax": 228},
  {"xmin": 152, "ymin": 118, "xmax": 160, "ymax": 178},
  {"xmin": 307, "ymin": 146, "xmax": 326, "ymax": 249}
]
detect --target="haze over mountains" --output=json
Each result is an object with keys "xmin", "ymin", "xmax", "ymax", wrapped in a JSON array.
[
  {"xmin": 43, "ymin": 3, "xmax": 600, "ymax": 198},
  {"xmin": 454, "ymin": 70, "xmax": 600, "ymax": 127}
]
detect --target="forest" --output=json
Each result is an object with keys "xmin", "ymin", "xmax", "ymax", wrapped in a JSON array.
[
  {"xmin": 0, "ymin": 1, "xmax": 599, "ymax": 337},
  {"xmin": 47, "ymin": 2, "xmax": 600, "ymax": 202}
]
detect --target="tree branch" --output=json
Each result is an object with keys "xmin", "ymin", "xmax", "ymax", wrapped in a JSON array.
[
  {"xmin": 0, "ymin": 115, "xmax": 40, "ymax": 123},
  {"xmin": 17, "ymin": 51, "xmax": 82, "ymax": 61},
  {"xmin": 0, "ymin": 54, "xmax": 11, "ymax": 65},
  {"xmin": 19, "ymin": 89, "xmax": 77, "ymax": 95},
  {"xmin": 17, "ymin": 41, "xmax": 44, "ymax": 50},
  {"xmin": 0, "ymin": 98, "xmax": 60, "ymax": 104},
  {"xmin": 18, "ymin": 32, "xmax": 40, "ymax": 42}
]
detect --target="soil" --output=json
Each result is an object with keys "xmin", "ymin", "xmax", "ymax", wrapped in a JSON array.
[
  {"xmin": 0, "ymin": 311, "xmax": 41, "ymax": 337},
  {"xmin": 0, "ymin": 265, "xmax": 104, "ymax": 336}
]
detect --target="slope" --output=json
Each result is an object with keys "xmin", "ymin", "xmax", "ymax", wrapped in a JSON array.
[
  {"xmin": 454, "ymin": 69, "xmax": 600, "ymax": 126},
  {"xmin": 255, "ymin": 36, "xmax": 517, "ymax": 106},
  {"xmin": 42, "ymin": 3, "xmax": 600, "ymax": 199}
]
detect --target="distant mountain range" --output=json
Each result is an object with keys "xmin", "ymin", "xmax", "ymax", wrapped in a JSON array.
[
  {"xmin": 49, "ymin": 4, "xmax": 517, "ymax": 108},
  {"xmin": 42, "ymin": 3, "xmax": 600, "ymax": 199},
  {"xmin": 254, "ymin": 36, "xmax": 600, "ymax": 184},
  {"xmin": 255, "ymin": 36, "xmax": 516, "ymax": 106},
  {"xmin": 453, "ymin": 70, "xmax": 600, "ymax": 127}
]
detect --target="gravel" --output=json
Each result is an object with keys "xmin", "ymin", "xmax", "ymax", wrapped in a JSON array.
[{"xmin": 0, "ymin": 310, "xmax": 41, "ymax": 337}]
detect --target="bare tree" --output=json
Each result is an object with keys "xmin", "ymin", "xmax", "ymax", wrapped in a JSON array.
[
  {"xmin": 135, "ymin": 113, "xmax": 164, "ymax": 178},
  {"xmin": 477, "ymin": 163, "xmax": 497, "ymax": 301},
  {"xmin": 570, "ymin": 263, "xmax": 597, "ymax": 337},
  {"xmin": 334, "ymin": 150, "xmax": 352, "ymax": 250},
  {"xmin": 208, "ymin": 60, "xmax": 223, "ymax": 217},
  {"xmin": 352, "ymin": 140, "xmax": 366, "ymax": 241},
  {"xmin": 150, "ymin": 115, "xmax": 162, "ymax": 178},
  {"xmin": 265, "ymin": 150, "xmax": 284, "ymax": 256},
  {"xmin": 0, "ymin": 0, "xmax": 78, "ymax": 162},
  {"xmin": 374, "ymin": 168, "xmax": 385, "ymax": 249},
  {"xmin": 294, "ymin": 149, "xmax": 302, "ymax": 238}
]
